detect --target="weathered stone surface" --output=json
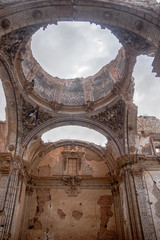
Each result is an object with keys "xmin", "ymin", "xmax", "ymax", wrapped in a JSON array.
[
  {"xmin": 91, "ymin": 100, "xmax": 125, "ymax": 139},
  {"xmin": 0, "ymin": 1, "xmax": 160, "ymax": 240},
  {"xmin": 72, "ymin": 210, "xmax": 83, "ymax": 220}
]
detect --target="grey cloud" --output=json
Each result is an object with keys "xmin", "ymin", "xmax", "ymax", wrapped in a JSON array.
[
  {"xmin": 42, "ymin": 126, "xmax": 107, "ymax": 146},
  {"xmin": 133, "ymin": 55, "xmax": 160, "ymax": 118},
  {"xmin": 31, "ymin": 22, "xmax": 121, "ymax": 78}
]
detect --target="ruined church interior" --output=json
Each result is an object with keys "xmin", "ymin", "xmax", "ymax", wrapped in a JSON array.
[{"xmin": 0, "ymin": 0, "xmax": 160, "ymax": 239}]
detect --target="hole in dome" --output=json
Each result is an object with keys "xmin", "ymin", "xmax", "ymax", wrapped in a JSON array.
[
  {"xmin": 31, "ymin": 22, "xmax": 121, "ymax": 79},
  {"xmin": 133, "ymin": 55, "xmax": 160, "ymax": 119},
  {"xmin": 0, "ymin": 80, "xmax": 6, "ymax": 121},
  {"xmin": 42, "ymin": 126, "xmax": 107, "ymax": 146}
]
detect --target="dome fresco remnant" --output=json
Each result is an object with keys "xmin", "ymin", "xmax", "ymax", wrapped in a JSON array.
[{"xmin": 22, "ymin": 40, "xmax": 126, "ymax": 107}]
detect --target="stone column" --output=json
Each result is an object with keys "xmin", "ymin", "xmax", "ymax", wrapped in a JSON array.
[
  {"xmin": 123, "ymin": 168, "xmax": 144, "ymax": 240},
  {"xmin": 19, "ymin": 185, "xmax": 34, "ymax": 240},
  {"xmin": 117, "ymin": 154, "xmax": 157, "ymax": 240}
]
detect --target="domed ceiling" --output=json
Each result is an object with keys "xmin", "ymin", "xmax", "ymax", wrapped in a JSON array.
[
  {"xmin": 22, "ymin": 42, "xmax": 126, "ymax": 106},
  {"xmin": 16, "ymin": 22, "xmax": 129, "ymax": 114}
]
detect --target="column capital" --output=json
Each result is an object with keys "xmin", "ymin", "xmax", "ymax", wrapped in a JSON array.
[{"xmin": 117, "ymin": 154, "xmax": 146, "ymax": 169}]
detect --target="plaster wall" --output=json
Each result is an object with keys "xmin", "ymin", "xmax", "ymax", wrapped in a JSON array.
[
  {"xmin": 33, "ymin": 146, "xmax": 109, "ymax": 177},
  {"xmin": 26, "ymin": 188, "xmax": 116, "ymax": 240},
  {"xmin": 11, "ymin": 182, "xmax": 26, "ymax": 240}
]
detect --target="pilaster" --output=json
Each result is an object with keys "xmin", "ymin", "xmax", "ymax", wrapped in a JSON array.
[
  {"xmin": 19, "ymin": 184, "xmax": 34, "ymax": 240},
  {"xmin": 117, "ymin": 154, "xmax": 158, "ymax": 240},
  {"xmin": 112, "ymin": 185, "xmax": 125, "ymax": 240}
]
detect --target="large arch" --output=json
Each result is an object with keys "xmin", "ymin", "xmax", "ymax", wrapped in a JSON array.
[
  {"xmin": 0, "ymin": 1, "xmax": 159, "ymax": 49},
  {"xmin": 0, "ymin": 54, "xmax": 19, "ymax": 152},
  {"xmin": 22, "ymin": 116, "xmax": 125, "ymax": 157},
  {"xmin": 27, "ymin": 140, "xmax": 116, "ymax": 175}
]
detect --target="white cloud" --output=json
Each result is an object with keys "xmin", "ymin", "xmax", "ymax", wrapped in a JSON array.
[
  {"xmin": 133, "ymin": 55, "xmax": 160, "ymax": 119},
  {"xmin": 31, "ymin": 22, "xmax": 121, "ymax": 79}
]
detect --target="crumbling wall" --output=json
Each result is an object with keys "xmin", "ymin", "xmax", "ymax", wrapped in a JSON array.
[
  {"xmin": 34, "ymin": 146, "xmax": 109, "ymax": 178},
  {"xmin": 26, "ymin": 188, "xmax": 116, "ymax": 240},
  {"xmin": 137, "ymin": 116, "xmax": 160, "ymax": 135},
  {"xmin": 135, "ymin": 116, "xmax": 160, "ymax": 155}
]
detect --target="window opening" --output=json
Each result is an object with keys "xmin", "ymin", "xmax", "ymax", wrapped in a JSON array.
[{"xmin": 68, "ymin": 158, "xmax": 77, "ymax": 175}]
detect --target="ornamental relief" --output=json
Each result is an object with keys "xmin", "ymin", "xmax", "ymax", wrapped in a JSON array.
[
  {"xmin": 0, "ymin": 27, "xmax": 37, "ymax": 63},
  {"xmin": 91, "ymin": 100, "xmax": 125, "ymax": 139},
  {"xmin": 21, "ymin": 97, "xmax": 54, "ymax": 139}
]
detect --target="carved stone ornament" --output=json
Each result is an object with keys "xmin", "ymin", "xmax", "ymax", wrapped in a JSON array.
[
  {"xmin": 130, "ymin": 165, "xmax": 144, "ymax": 176},
  {"xmin": 31, "ymin": 10, "xmax": 43, "ymax": 20},
  {"xmin": 112, "ymin": 184, "xmax": 120, "ymax": 196},
  {"xmin": 0, "ymin": 153, "xmax": 12, "ymax": 175},
  {"xmin": 111, "ymin": 82, "xmax": 121, "ymax": 95},
  {"xmin": 49, "ymin": 100, "xmax": 62, "ymax": 112},
  {"xmin": 62, "ymin": 176, "xmax": 83, "ymax": 197},
  {"xmin": 91, "ymin": 100, "xmax": 125, "ymax": 139},
  {"xmin": 109, "ymin": 26, "xmax": 153, "ymax": 54},
  {"xmin": 1, "ymin": 18, "xmax": 10, "ymax": 30},
  {"xmin": 21, "ymin": 97, "xmax": 54, "ymax": 139},
  {"xmin": 83, "ymin": 101, "xmax": 94, "ymax": 112},
  {"xmin": 117, "ymin": 154, "xmax": 147, "ymax": 169},
  {"xmin": 0, "ymin": 27, "xmax": 37, "ymax": 63},
  {"xmin": 23, "ymin": 79, "xmax": 34, "ymax": 95}
]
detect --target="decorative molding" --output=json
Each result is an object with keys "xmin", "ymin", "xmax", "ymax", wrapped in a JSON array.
[
  {"xmin": 62, "ymin": 176, "xmax": 83, "ymax": 197},
  {"xmin": 83, "ymin": 101, "xmax": 94, "ymax": 112},
  {"xmin": 0, "ymin": 27, "xmax": 37, "ymax": 63},
  {"xmin": 49, "ymin": 100, "xmax": 62, "ymax": 112},
  {"xmin": 21, "ymin": 97, "xmax": 54, "ymax": 139},
  {"xmin": 117, "ymin": 154, "xmax": 160, "ymax": 169},
  {"xmin": 91, "ymin": 100, "xmax": 125, "ymax": 139},
  {"xmin": 23, "ymin": 79, "xmax": 34, "ymax": 95}
]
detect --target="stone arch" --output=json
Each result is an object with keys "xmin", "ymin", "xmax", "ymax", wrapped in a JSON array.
[
  {"xmin": 0, "ymin": 54, "xmax": 19, "ymax": 152},
  {"xmin": 29, "ymin": 140, "xmax": 115, "ymax": 174},
  {"xmin": 0, "ymin": 1, "xmax": 159, "ymax": 49},
  {"xmin": 22, "ymin": 116, "xmax": 125, "ymax": 158}
]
